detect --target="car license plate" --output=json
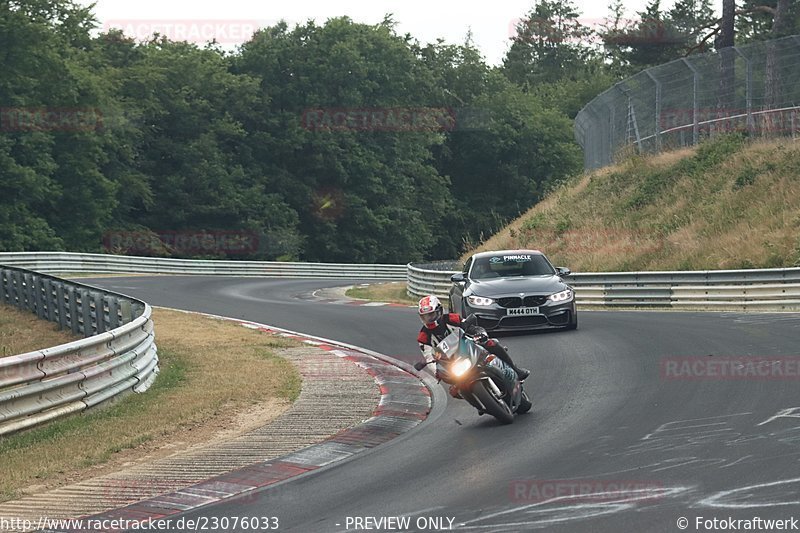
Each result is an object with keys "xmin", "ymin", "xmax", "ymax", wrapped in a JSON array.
[{"xmin": 507, "ymin": 307, "xmax": 539, "ymax": 316}]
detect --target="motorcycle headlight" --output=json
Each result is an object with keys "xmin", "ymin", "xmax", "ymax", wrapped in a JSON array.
[
  {"xmin": 451, "ymin": 358, "xmax": 473, "ymax": 377},
  {"xmin": 467, "ymin": 295, "xmax": 494, "ymax": 307},
  {"xmin": 548, "ymin": 289, "xmax": 573, "ymax": 303}
]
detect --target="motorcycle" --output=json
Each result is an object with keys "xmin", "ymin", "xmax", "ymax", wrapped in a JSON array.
[{"xmin": 414, "ymin": 316, "xmax": 531, "ymax": 424}]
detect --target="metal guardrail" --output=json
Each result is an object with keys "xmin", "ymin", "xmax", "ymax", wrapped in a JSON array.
[
  {"xmin": 0, "ymin": 265, "xmax": 159, "ymax": 436},
  {"xmin": 0, "ymin": 252, "xmax": 407, "ymax": 279},
  {"xmin": 407, "ymin": 263, "xmax": 800, "ymax": 311}
]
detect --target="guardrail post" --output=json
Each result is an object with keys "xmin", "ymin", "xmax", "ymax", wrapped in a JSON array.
[
  {"xmin": 55, "ymin": 281, "xmax": 67, "ymax": 329},
  {"xmin": 23, "ymin": 272, "xmax": 34, "ymax": 312},
  {"xmin": 108, "ymin": 296, "xmax": 120, "ymax": 329},
  {"xmin": 0, "ymin": 269, "xmax": 9, "ymax": 304},
  {"xmin": 80, "ymin": 288, "xmax": 92, "ymax": 336},
  {"xmin": 43, "ymin": 278, "xmax": 56, "ymax": 322},
  {"xmin": 120, "ymin": 299, "xmax": 133, "ymax": 323},
  {"xmin": 94, "ymin": 293, "xmax": 106, "ymax": 334},
  {"xmin": 14, "ymin": 271, "xmax": 23, "ymax": 308},
  {"xmin": 34, "ymin": 276, "xmax": 47, "ymax": 319},
  {"xmin": 66, "ymin": 285, "xmax": 80, "ymax": 335}
]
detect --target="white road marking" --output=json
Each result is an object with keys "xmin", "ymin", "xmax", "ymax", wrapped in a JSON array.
[
  {"xmin": 719, "ymin": 455, "xmax": 754, "ymax": 468},
  {"xmin": 757, "ymin": 407, "xmax": 800, "ymax": 426},
  {"xmin": 698, "ymin": 477, "xmax": 800, "ymax": 508}
]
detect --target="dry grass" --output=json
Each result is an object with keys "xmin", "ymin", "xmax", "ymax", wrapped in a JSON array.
[
  {"xmin": 466, "ymin": 136, "xmax": 800, "ymax": 271},
  {"xmin": 0, "ymin": 304, "xmax": 80, "ymax": 357},
  {"xmin": 0, "ymin": 308, "xmax": 301, "ymax": 501},
  {"xmin": 346, "ymin": 282, "xmax": 417, "ymax": 305}
]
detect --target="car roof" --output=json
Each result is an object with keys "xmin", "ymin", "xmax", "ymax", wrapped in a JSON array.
[{"xmin": 470, "ymin": 249, "xmax": 543, "ymax": 259}]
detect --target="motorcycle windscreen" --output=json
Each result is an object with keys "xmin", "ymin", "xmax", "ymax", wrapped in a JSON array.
[{"xmin": 434, "ymin": 331, "xmax": 462, "ymax": 359}]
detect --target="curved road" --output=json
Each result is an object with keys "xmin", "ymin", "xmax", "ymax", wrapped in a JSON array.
[{"xmin": 83, "ymin": 276, "xmax": 800, "ymax": 533}]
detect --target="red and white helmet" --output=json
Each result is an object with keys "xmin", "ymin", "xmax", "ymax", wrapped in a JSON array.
[{"xmin": 418, "ymin": 295, "xmax": 443, "ymax": 327}]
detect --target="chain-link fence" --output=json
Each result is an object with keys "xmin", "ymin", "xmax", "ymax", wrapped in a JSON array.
[{"xmin": 575, "ymin": 35, "xmax": 800, "ymax": 170}]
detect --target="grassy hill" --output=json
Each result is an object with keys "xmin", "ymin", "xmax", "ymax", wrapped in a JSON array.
[{"xmin": 467, "ymin": 135, "xmax": 800, "ymax": 272}]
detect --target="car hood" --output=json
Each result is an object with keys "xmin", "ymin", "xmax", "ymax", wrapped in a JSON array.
[{"xmin": 466, "ymin": 275, "xmax": 566, "ymax": 297}]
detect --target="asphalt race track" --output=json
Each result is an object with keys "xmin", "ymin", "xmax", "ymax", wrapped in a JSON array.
[{"xmin": 81, "ymin": 276, "xmax": 800, "ymax": 533}]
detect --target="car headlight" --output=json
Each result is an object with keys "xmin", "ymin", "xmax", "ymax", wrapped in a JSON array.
[
  {"xmin": 451, "ymin": 357, "xmax": 473, "ymax": 377},
  {"xmin": 548, "ymin": 289, "xmax": 573, "ymax": 302},
  {"xmin": 467, "ymin": 295, "xmax": 494, "ymax": 307}
]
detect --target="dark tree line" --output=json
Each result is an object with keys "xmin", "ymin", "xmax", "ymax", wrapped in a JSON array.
[{"xmin": 1, "ymin": 0, "xmax": 795, "ymax": 261}]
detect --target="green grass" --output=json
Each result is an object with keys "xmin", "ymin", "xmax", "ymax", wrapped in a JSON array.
[
  {"xmin": 346, "ymin": 282, "xmax": 417, "ymax": 305},
  {"xmin": 0, "ymin": 308, "xmax": 302, "ymax": 502},
  {"xmin": 470, "ymin": 135, "xmax": 800, "ymax": 271}
]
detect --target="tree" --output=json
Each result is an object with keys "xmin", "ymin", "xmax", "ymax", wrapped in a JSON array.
[
  {"xmin": 235, "ymin": 18, "xmax": 451, "ymax": 262},
  {"xmin": 601, "ymin": 0, "xmax": 690, "ymax": 73},
  {"xmin": 504, "ymin": 0, "xmax": 596, "ymax": 88},
  {"xmin": 0, "ymin": 0, "xmax": 116, "ymax": 251}
]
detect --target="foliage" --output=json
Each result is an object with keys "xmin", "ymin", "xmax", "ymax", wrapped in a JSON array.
[
  {"xmin": 2, "ymin": 0, "xmax": 790, "ymax": 262},
  {"xmin": 1, "ymin": 3, "xmax": 582, "ymax": 262}
]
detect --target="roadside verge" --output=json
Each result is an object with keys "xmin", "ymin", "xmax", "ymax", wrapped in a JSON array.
[{"xmin": 0, "ymin": 310, "xmax": 438, "ymax": 532}]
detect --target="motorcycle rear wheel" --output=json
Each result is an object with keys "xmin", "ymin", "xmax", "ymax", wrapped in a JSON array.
[{"xmin": 518, "ymin": 390, "xmax": 532, "ymax": 414}]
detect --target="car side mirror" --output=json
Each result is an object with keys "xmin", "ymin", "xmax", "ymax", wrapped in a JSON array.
[
  {"xmin": 451, "ymin": 273, "xmax": 465, "ymax": 283},
  {"xmin": 556, "ymin": 267, "xmax": 571, "ymax": 277}
]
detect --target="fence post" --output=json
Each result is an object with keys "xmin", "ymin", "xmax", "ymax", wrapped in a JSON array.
[
  {"xmin": 681, "ymin": 58, "xmax": 700, "ymax": 145},
  {"xmin": 607, "ymin": 102, "xmax": 615, "ymax": 163},
  {"xmin": 616, "ymin": 84, "xmax": 641, "ymax": 151},
  {"xmin": 732, "ymin": 46, "xmax": 753, "ymax": 134},
  {"xmin": 645, "ymin": 69, "xmax": 661, "ymax": 153}
]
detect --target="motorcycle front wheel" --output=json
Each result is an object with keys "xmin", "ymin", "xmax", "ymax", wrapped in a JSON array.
[{"xmin": 472, "ymin": 380, "xmax": 514, "ymax": 424}]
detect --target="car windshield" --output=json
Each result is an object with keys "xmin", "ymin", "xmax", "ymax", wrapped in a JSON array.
[{"xmin": 469, "ymin": 254, "xmax": 555, "ymax": 279}]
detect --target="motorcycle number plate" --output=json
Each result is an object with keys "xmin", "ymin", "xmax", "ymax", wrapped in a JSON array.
[{"xmin": 507, "ymin": 307, "xmax": 539, "ymax": 316}]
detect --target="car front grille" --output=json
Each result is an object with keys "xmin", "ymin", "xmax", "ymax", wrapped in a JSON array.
[
  {"xmin": 497, "ymin": 295, "xmax": 548, "ymax": 308},
  {"xmin": 497, "ymin": 297, "xmax": 522, "ymax": 308},
  {"xmin": 524, "ymin": 295, "xmax": 548, "ymax": 306}
]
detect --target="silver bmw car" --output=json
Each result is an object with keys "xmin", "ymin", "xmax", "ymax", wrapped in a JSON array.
[{"xmin": 448, "ymin": 250, "xmax": 577, "ymax": 332}]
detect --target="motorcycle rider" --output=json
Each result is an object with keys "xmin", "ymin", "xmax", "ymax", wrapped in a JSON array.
[{"xmin": 416, "ymin": 295, "xmax": 530, "ymax": 383}]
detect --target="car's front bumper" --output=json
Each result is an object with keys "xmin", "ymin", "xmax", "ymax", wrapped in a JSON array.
[{"xmin": 464, "ymin": 299, "xmax": 576, "ymax": 332}]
